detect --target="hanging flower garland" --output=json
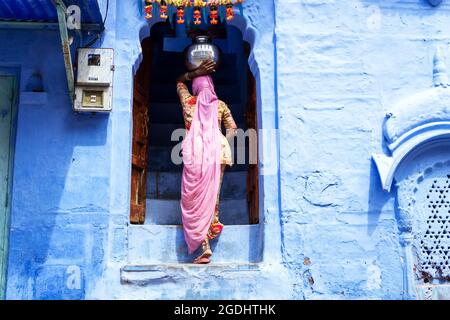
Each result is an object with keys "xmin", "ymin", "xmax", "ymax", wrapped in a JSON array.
[{"xmin": 143, "ymin": 0, "xmax": 244, "ymax": 25}]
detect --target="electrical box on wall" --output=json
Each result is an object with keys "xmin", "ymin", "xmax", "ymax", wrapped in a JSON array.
[{"xmin": 74, "ymin": 48, "xmax": 114, "ymax": 112}]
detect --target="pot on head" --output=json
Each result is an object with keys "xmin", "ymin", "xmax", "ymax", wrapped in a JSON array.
[{"xmin": 184, "ymin": 36, "xmax": 222, "ymax": 71}]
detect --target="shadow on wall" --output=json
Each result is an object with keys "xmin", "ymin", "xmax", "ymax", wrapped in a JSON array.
[{"xmin": 367, "ymin": 161, "xmax": 391, "ymax": 236}]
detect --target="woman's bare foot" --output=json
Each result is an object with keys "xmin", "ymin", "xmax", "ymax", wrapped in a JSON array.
[
  {"xmin": 193, "ymin": 239, "xmax": 212, "ymax": 264},
  {"xmin": 193, "ymin": 256, "xmax": 210, "ymax": 264}
]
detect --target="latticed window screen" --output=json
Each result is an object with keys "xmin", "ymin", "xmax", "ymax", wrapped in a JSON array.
[{"xmin": 416, "ymin": 175, "xmax": 450, "ymax": 280}]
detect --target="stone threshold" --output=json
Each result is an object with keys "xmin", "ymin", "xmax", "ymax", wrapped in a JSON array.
[{"xmin": 121, "ymin": 263, "xmax": 262, "ymax": 286}]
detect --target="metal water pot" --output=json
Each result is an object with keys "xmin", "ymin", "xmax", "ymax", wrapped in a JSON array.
[{"xmin": 184, "ymin": 36, "xmax": 221, "ymax": 71}]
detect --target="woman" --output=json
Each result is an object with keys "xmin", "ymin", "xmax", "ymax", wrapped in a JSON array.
[{"xmin": 177, "ymin": 60, "xmax": 237, "ymax": 264}]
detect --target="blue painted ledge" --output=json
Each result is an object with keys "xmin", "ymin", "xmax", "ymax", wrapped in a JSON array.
[{"xmin": 121, "ymin": 263, "xmax": 261, "ymax": 286}]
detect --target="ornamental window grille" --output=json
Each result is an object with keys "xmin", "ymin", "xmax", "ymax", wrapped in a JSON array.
[{"xmin": 415, "ymin": 174, "xmax": 450, "ymax": 282}]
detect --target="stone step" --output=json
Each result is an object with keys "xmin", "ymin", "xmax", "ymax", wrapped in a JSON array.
[
  {"xmin": 145, "ymin": 198, "xmax": 249, "ymax": 225},
  {"xmin": 148, "ymin": 122, "xmax": 247, "ymax": 147},
  {"xmin": 148, "ymin": 103, "xmax": 245, "ymax": 125},
  {"xmin": 148, "ymin": 103, "xmax": 185, "ymax": 126},
  {"xmin": 149, "ymin": 66, "xmax": 239, "ymax": 85},
  {"xmin": 127, "ymin": 224, "xmax": 262, "ymax": 264},
  {"xmin": 147, "ymin": 170, "xmax": 248, "ymax": 200},
  {"xmin": 153, "ymin": 51, "xmax": 238, "ymax": 69},
  {"xmin": 148, "ymin": 145, "xmax": 249, "ymax": 172},
  {"xmin": 150, "ymin": 84, "xmax": 242, "ymax": 104},
  {"xmin": 121, "ymin": 263, "xmax": 262, "ymax": 287}
]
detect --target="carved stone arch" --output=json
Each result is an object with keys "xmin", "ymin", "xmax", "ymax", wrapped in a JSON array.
[
  {"xmin": 133, "ymin": 9, "xmax": 260, "ymax": 79},
  {"xmin": 373, "ymin": 48, "xmax": 450, "ymax": 299},
  {"xmin": 373, "ymin": 90, "xmax": 450, "ymax": 192},
  {"xmin": 376, "ymin": 117, "xmax": 450, "ymax": 299},
  {"xmin": 373, "ymin": 47, "xmax": 450, "ymax": 192},
  {"xmin": 226, "ymin": 14, "xmax": 259, "ymax": 75}
]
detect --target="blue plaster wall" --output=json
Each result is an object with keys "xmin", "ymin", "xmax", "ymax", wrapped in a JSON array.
[
  {"xmin": 0, "ymin": 28, "xmax": 110, "ymax": 299},
  {"xmin": 2, "ymin": 0, "xmax": 450, "ymax": 300},
  {"xmin": 0, "ymin": 0, "xmax": 117, "ymax": 300},
  {"xmin": 274, "ymin": 0, "xmax": 450, "ymax": 299}
]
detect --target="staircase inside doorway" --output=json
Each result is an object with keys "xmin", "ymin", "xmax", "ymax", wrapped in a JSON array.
[
  {"xmin": 128, "ymin": 22, "xmax": 261, "ymax": 265},
  {"xmin": 147, "ymin": 50, "xmax": 249, "ymax": 226}
]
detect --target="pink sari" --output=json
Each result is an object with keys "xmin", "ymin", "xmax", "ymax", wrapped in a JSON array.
[{"xmin": 180, "ymin": 75, "xmax": 222, "ymax": 254}]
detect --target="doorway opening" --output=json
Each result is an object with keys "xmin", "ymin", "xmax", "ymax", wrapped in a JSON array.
[
  {"xmin": 130, "ymin": 21, "xmax": 259, "ymax": 226},
  {"xmin": 0, "ymin": 74, "xmax": 17, "ymax": 299}
]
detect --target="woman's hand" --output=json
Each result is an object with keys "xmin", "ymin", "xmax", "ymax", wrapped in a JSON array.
[
  {"xmin": 192, "ymin": 59, "xmax": 216, "ymax": 78},
  {"xmin": 176, "ymin": 60, "xmax": 216, "ymax": 84}
]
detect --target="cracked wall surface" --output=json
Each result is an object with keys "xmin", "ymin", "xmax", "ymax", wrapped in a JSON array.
[{"xmin": 275, "ymin": 0, "xmax": 450, "ymax": 299}]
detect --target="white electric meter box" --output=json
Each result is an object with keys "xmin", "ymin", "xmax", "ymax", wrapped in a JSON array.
[{"xmin": 74, "ymin": 48, "xmax": 114, "ymax": 112}]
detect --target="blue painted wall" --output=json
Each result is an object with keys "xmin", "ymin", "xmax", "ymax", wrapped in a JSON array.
[
  {"xmin": 1, "ymin": 0, "xmax": 450, "ymax": 299},
  {"xmin": 0, "ymin": 28, "xmax": 110, "ymax": 299},
  {"xmin": 274, "ymin": 0, "xmax": 450, "ymax": 299}
]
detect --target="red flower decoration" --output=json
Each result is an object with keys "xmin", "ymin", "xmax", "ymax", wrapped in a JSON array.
[{"xmin": 188, "ymin": 96, "xmax": 197, "ymax": 105}]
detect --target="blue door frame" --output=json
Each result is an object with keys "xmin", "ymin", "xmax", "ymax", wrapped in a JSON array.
[{"xmin": 0, "ymin": 68, "xmax": 19, "ymax": 300}]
